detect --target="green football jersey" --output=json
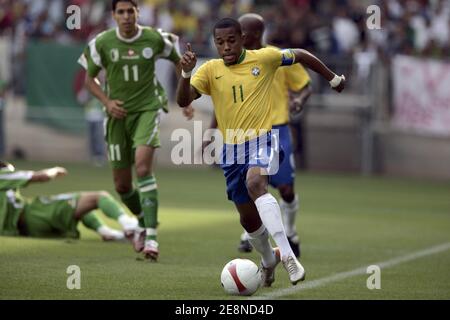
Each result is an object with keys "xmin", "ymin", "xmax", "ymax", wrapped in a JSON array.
[
  {"xmin": 78, "ymin": 26, "xmax": 180, "ymax": 113},
  {"xmin": 0, "ymin": 168, "xmax": 32, "ymax": 236}
]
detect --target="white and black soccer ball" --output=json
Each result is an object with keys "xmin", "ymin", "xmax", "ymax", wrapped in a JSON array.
[{"xmin": 220, "ymin": 259, "xmax": 261, "ymax": 296}]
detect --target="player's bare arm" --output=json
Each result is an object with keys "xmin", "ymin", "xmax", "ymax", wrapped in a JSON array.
[
  {"xmin": 30, "ymin": 167, "xmax": 68, "ymax": 183},
  {"xmin": 182, "ymin": 104, "xmax": 195, "ymax": 120},
  {"xmin": 176, "ymin": 43, "xmax": 200, "ymax": 108},
  {"xmin": 84, "ymin": 74, "xmax": 127, "ymax": 119},
  {"xmin": 292, "ymin": 49, "xmax": 345, "ymax": 93},
  {"xmin": 173, "ymin": 53, "xmax": 195, "ymax": 119},
  {"xmin": 290, "ymin": 84, "xmax": 312, "ymax": 113},
  {"xmin": 175, "ymin": 60, "xmax": 182, "ymax": 77},
  {"xmin": 175, "ymin": 60, "xmax": 195, "ymax": 119}
]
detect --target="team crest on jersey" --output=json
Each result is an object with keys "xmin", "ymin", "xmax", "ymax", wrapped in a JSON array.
[
  {"xmin": 110, "ymin": 49, "xmax": 119, "ymax": 62},
  {"xmin": 252, "ymin": 67, "xmax": 260, "ymax": 77},
  {"xmin": 142, "ymin": 47, "xmax": 153, "ymax": 59}
]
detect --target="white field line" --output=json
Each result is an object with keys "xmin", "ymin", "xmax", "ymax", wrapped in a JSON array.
[{"xmin": 250, "ymin": 242, "xmax": 450, "ymax": 300}]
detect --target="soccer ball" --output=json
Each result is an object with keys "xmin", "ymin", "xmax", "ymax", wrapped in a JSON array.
[{"xmin": 220, "ymin": 259, "xmax": 261, "ymax": 296}]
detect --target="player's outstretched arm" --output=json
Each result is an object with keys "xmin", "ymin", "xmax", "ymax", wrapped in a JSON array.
[
  {"xmin": 171, "ymin": 60, "xmax": 195, "ymax": 120},
  {"xmin": 292, "ymin": 49, "xmax": 345, "ymax": 93},
  {"xmin": 30, "ymin": 167, "xmax": 68, "ymax": 183},
  {"xmin": 176, "ymin": 43, "xmax": 200, "ymax": 108}
]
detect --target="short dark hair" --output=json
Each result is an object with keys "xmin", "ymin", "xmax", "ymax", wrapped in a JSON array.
[
  {"xmin": 112, "ymin": 0, "xmax": 138, "ymax": 12},
  {"xmin": 213, "ymin": 18, "xmax": 242, "ymax": 36}
]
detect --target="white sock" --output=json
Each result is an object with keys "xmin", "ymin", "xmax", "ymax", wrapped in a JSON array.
[
  {"xmin": 254, "ymin": 193, "xmax": 294, "ymax": 259},
  {"xmin": 118, "ymin": 214, "xmax": 138, "ymax": 231},
  {"xmin": 241, "ymin": 231, "xmax": 250, "ymax": 241},
  {"xmin": 279, "ymin": 195, "xmax": 299, "ymax": 237},
  {"xmin": 146, "ymin": 228, "xmax": 157, "ymax": 238},
  {"xmin": 97, "ymin": 225, "xmax": 110, "ymax": 236},
  {"xmin": 247, "ymin": 225, "xmax": 276, "ymax": 268},
  {"xmin": 97, "ymin": 226, "xmax": 124, "ymax": 240}
]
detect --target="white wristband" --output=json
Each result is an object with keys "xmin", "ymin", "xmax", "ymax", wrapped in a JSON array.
[
  {"xmin": 181, "ymin": 70, "xmax": 192, "ymax": 79},
  {"xmin": 330, "ymin": 74, "xmax": 345, "ymax": 88}
]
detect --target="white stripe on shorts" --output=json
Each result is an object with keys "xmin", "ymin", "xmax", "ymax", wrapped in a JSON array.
[{"xmin": 146, "ymin": 110, "xmax": 162, "ymax": 145}]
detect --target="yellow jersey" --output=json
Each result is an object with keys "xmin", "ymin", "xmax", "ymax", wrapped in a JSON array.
[
  {"xmin": 268, "ymin": 46, "xmax": 311, "ymax": 126},
  {"xmin": 192, "ymin": 47, "xmax": 286, "ymax": 144}
]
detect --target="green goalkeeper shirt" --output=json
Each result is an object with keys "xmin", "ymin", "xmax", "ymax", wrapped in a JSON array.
[
  {"xmin": 0, "ymin": 168, "xmax": 32, "ymax": 236},
  {"xmin": 78, "ymin": 25, "xmax": 181, "ymax": 113}
]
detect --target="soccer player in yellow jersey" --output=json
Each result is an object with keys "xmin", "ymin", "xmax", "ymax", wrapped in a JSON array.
[
  {"xmin": 236, "ymin": 13, "xmax": 312, "ymax": 258},
  {"xmin": 176, "ymin": 18, "xmax": 345, "ymax": 286}
]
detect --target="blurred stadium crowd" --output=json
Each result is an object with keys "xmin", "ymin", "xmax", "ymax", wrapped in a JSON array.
[
  {"xmin": 1, "ymin": 0, "xmax": 449, "ymax": 56},
  {"xmin": 0, "ymin": 0, "xmax": 447, "ymax": 97},
  {"xmin": 0, "ymin": 0, "xmax": 446, "ymax": 126}
]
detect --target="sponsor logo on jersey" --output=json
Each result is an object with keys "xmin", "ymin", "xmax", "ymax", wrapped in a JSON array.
[
  {"xmin": 252, "ymin": 67, "xmax": 260, "ymax": 77},
  {"xmin": 122, "ymin": 48, "xmax": 139, "ymax": 60},
  {"xmin": 142, "ymin": 47, "xmax": 153, "ymax": 59},
  {"xmin": 110, "ymin": 49, "xmax": 119, "ymax": 62}
]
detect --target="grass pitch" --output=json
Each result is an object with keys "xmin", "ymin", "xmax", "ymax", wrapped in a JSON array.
[{"xmin": 1, "ymin": 161, "xmax": 449, "ymax": 300}]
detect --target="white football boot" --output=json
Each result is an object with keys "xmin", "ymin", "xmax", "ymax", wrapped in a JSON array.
[
  {"xmin": 143, "ymin": 239, "xmax": 159, "ymax": 262},
  {"xmin": 282, "ymin": 255, "xmax": 306, "ymax": 285},
  {"xmin": 260, "ymin": 247, "xmax": 281, "ymax": 287},
  {"xmin": 132, "ymin": 229, "xmax": 146, "ymax": 252}
]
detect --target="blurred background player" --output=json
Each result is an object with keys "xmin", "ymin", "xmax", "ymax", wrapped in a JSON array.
[
  {"xmin": 0, "ymin": 161, "xmax": 138, "ymax": 241},
  {"xmin": 235, "ymin": 13, "xmax": 312, "ymax": 257},
  {"xmin": 177, "ymin": 18, "xmax": 345, "ymax": 286},
  {"xmin": 75, "ymin": 69, "xmax": 108, "ymax": 167},
  {"xmin": 78, "ymin": 0, "xmax": 193, "ymax": 261},
  {"xmin": 0, "ymin": 79, "xmax": 5, "ymax": 159}
]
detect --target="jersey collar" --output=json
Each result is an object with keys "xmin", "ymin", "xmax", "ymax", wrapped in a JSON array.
[
  {"xmin": 236, "ymin": 49, "xmax": 246, "ymax": 64},
  {"xmin": 116, "ymin": 25, "xmax": 143, "ymax": 43},
  {"xmin": 224, "ymin": 49, "xmax": 246, "ymax": 66}
]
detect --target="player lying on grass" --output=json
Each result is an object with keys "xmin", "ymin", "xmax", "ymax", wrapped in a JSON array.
[
  {"xmin": 0, "ymin": 161, "xmax": 138, "ymax": 241},
  {"xmin": 176, "ymin": 18, "xmax": 345, "ymax": 287}
]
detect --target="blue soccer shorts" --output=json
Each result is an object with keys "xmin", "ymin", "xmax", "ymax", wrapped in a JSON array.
[
  {"xmin": 219, "ymin": 131, "xmax": 284, "ymax": 204},
  {"xmin": 269, "ymin": 124, "xmax": 295, "ymax": 188}
]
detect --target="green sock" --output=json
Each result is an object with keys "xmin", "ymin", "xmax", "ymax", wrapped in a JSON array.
[
  {"xmin": 120, "ymin": 189, "xmax": 142, "ymax": 216},
  {"xmin": 138, "ymin": 216, "xmax": 145, "ymax": 228},
  {"xmin": 99, "ymin": 195, "xmax": 125, "ymax": 220},
  {"xmin": 120, "ymin": 189, "xmax": 145, "ymax": 228},
  {"xmin": 81, "ymin": 212, "xmax": 103, "ymax": 231},
  {"xmin": 137, "ymin": 175, "xmax": 158, "ymax": 241}
]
